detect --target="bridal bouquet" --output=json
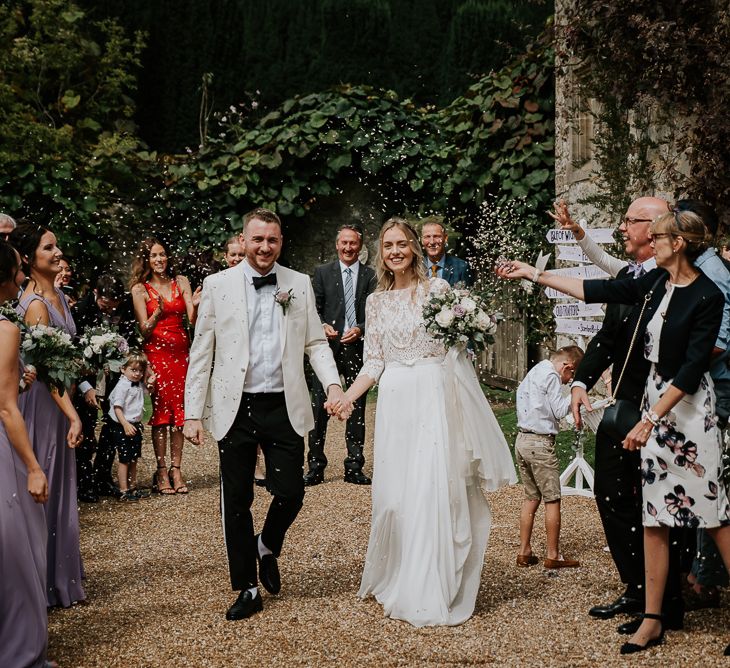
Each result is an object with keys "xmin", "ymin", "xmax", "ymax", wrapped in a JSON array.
[
  {"xmin": 21, "ymin": 324, "xmax": 82, "ymax": 395},
  {"xmin": 423, "ymin": 282, "xmax": 500, "ymax": 352},
  {"xmin": 78, "ymin": 326, "xmax": 130, "ymax": 375}
]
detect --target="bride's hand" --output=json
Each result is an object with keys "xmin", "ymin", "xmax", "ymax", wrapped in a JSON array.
[{"xmin": 494, "ymin": 260, "xmax": 536, "ymax": 281}]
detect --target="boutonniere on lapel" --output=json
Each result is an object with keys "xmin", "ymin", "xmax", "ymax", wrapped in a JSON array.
[{"xmin": 274, "ymin": 288, "xmax": 295, "ymax": 314}]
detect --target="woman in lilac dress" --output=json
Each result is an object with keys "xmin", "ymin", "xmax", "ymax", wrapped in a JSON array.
[
  {"xmin": 10, "ymin": 224, "xmax": 84, "ymax": 608},
  {"xmin": 0, "ymin": 240, "xmax": 52, "ymax": 667}
]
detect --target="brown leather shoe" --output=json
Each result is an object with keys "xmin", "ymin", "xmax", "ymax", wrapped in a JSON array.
[
  {"xmin": 544, "ymin": 557, "xmax": 580, "ymax": 569},
  {"xmin": 516, "ymin": 554, "xmax": 539, "ymax": 567}
]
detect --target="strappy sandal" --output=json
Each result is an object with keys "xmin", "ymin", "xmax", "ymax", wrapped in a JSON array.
[
  {"xmin": 620, "ymin": 612, "xmax": 665, "ymax": 654},
  {"xmin": 169, "ymin": 465, "xmax": 189, "ymax": 494},
  {"xmin": 153, "ymin": 465, "xmax": 175, "ymax": 495}
]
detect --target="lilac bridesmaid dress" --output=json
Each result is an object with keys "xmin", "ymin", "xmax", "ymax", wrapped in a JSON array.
[
  {"xmin": 0, "ymin": 315, "xmax": 48, "ymax": 668},
  {"xmin": 18, "ymin": 290, "xmax": 86, "ymax": 608}
]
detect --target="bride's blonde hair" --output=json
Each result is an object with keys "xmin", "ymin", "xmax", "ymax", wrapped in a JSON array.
[{"xmin": 375, "ymin": 217, "xmax": 428, "ymax": 292}]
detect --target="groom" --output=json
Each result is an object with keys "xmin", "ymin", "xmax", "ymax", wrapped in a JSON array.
[{"xmin": 184, "ymin": 208, "xmax": 348, "ymax": 620}]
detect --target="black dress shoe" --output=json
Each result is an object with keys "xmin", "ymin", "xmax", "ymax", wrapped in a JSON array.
[
  {"xmin": 254, "ymin": 478, "xmax": 267, "ymax": 487},
  {"xmin": 589, "ymin": 595, "xmax": 644, "ymax": 619},
  {"xmin": 255, "ymin": 535, "xmax": 281, "ymax": 595},
  {"xmin": 96, "ymin": 482, "xmax": 122, "ymax": 498},
  {"xmin": 78, "ymin": 490, "xmax": 99, "ymax": 503},
  {"xmin": 303, "ymin": 470, "xmax": 324, "ymax": 486},
  {"xmin": 225, "ymin": 590, "xmax": 263, "ymax": 620},
  {"xmin": 344, "ymin": 470, "xmax": 371, "ymax": 485}
]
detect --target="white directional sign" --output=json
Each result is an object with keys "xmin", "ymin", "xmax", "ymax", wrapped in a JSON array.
[
  {"xmin": 546, "ymin": 228, "xmax": 616, "ymax": 245},
  {"xmin": 554, "ymin": 318, "xmax": 604, "ymax": 336},
  {"xmin": 546, "ymin": 265, "xmax": 610, "ymax": 279},
  {"xmin": 553, "ymin": 302, "xmax": 605, "ymax": 318},
  {"xmin": 546, "ymin": 287, "xmax": 570, "ymax": 299},
  {"xmin": 556, "ymin": 245, "xmax": 591, "ymax": 263}
]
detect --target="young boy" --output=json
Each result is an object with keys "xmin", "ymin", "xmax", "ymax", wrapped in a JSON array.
[
  {"xmin": 107, "ymin": 352, "xmax": 153, "ymax": 502},
  {"xmin": 515, "ymin": 345, "xmax": 584, "ymax": 569}
]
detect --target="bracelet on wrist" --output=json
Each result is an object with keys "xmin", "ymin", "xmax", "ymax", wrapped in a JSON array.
[
  {"xmin": 641, "ymin": 410, "xmax": 660, "ymax": 426},
  {"xmin": 531, "ymin": 267, "xmax": 542, "ymax": 283}
]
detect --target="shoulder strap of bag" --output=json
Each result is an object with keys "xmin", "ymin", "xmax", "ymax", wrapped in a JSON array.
[{"xmin": 610, "ymin": 273, "xmax": 666, "ymax": 402}]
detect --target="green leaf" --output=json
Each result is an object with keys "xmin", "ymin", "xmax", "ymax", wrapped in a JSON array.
[
  {"xmin": 61, "ymin": 91, "xmax": 81, "ymax": 109},
  {"xmin": 327, "ymin": 152, "xmax": 351, "ymax": 171}
]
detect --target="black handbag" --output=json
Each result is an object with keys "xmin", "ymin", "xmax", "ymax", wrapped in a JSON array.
[{"xmin": 600, "ymin": 274, "xmax": 664, "ymax": 442}]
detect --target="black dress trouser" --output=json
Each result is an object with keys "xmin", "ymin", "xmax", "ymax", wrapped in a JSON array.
[
  {"xmin": 594, "ymin": 423, "xmax": 682, "ymax": 606},
  {"xmin": 219, "ymin": 392, "xmax": 305, "ymax": 591},
  {"xmin": 307, "ymin": 344, "xmax": 366, "ymax": 473}
]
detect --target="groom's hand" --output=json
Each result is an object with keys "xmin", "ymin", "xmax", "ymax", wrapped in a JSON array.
[
  {"xmin": 325, "ymin": 385, "xmax": 351, "ymax": 419},
  {"xmin": 183, "ymin": 419, "xmax": 204, "ymax": 445}
]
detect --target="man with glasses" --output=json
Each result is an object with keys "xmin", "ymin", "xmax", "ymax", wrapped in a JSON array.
[
  {"xmin": 0, "ymin": 213, "xmax": 16, "ymax": 240},
  {"xmin": 551, "ymin": 197, "xmax": 688, "ymax": 629}
]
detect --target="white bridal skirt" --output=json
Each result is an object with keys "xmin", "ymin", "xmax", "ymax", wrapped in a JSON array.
[{"xmin": 358, "ymin": 350, "xmax": 516, "ymax": 626}]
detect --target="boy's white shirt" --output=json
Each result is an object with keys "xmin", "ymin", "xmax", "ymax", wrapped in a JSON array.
[{"xmin": 516, "ymin": 359, "xmax": 571, "ymax": 435}]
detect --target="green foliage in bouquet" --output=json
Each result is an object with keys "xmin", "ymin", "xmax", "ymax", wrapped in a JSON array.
[{"xmin": 21, "ymin": 324, "xmax": 82, "ymax": 395}]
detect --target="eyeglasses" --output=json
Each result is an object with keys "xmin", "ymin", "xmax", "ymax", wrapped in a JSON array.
[
  {"xmin": 622, "ymin": 216, "xmax": 653, "ymax": 226},
  {"xmin": 649, "ymin": 233, "xmax": 674, "ymax": 242}
]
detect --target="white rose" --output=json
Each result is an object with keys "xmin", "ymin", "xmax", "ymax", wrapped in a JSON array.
[
  {"xmin": 429, "ymin": 279, "xmax": 450, "ymax": 297},
  {"xmin": 435, "ymin": 308, "xmax": 455, "ymax": 328},
  {"xmin": 84, "ymin": 346, "xmax": 94, "ymax": 358},
  {"xmin": 475, "ymin": 310, "xmax": 491, "ymax": 330},
  {"xmin": 460, "ymin": 297, "xmax": 476, "ymax": 313}
]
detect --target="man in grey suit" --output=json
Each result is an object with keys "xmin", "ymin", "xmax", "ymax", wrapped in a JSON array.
[
  {"xmin": 421, "ymin": 218, "xmax": 473, "ymax": 286},
  {"xmin": 304, "ymin": 224, "xmax": 378, "ymax": 486}
]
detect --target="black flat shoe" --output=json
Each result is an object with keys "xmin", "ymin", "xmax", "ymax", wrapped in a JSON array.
[
  {"xmin": 255, "ymin": 534, "xmax": 281, "ymax": 595},
  {"xmin": 344, "ymin": 470, "xmax": 371, "ymax": 485},
  {"xmin": 589, "ymin": 594, "xmax": 644, "ymax": 619},
  {"xmin": 724, "ymin": 643, "xmax": 730, "ymax": 656},
  {"xmin": 303, "ymin": 470, "xmax": 324, "ymax": 486},
  {"xmin": 254, "ymin": 478, "xmax": 267, "ymax": 487},
  {"xmin": 620, "ymin": 613, "xmax": 664, "ymax": 655},
  {"xmin": 225, "ymin": 590, "xmax": 263, "ymax": 620}
]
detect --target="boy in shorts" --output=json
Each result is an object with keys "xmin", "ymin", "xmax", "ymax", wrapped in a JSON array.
[
  {"xmin": 515, "ymin": 345, "xmax": 583, "ymax": 568},
  {"xmin": 108, "ymin": 352, "xmax": 153, "ymax": 502}
]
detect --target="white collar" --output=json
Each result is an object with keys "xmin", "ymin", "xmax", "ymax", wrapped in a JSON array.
[{"xmin": 242, "ymin": 259, "xmax": 278, "ymax": 284}]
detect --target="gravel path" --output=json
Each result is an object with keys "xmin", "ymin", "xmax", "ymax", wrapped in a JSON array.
[{"xmin": 48, "ymin": 406, "xmax": 730, "ymax": 667}]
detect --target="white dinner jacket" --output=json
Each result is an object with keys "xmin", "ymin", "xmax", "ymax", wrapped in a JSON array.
[{"xmin": 185, "ymin": 261, "xmax": 341, "ymax": 441}]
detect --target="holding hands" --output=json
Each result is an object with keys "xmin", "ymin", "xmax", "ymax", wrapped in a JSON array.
[{"xmin": 324, "ymin": 385, "xmax": 353, "ymax": 421}]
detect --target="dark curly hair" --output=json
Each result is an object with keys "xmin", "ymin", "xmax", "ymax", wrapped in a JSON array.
[
  {"xmin": 8, "ymin": 223, "xmax": 50, "ymax": 275},
  {"xmin": 128, "ymin": 237, "xmax": 177, "ymax": 290}
]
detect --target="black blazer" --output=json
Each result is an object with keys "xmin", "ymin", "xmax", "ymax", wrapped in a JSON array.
[
  {"xmin": 312, "ymin": 260, "xmax": 377, "ymax": 357},
  {"xmin": 583, "ymin": 268, "xmax": 723, "ymax": 395}
]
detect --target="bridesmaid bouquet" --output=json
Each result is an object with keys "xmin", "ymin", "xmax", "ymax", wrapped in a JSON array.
[
  {"xmin": 78, "ymin": 326, "xmax": 130, "ymax": 374},
  {"xmin": 21, "ymin": 324, "xmax": 82, "ymax": 395},
  {"xmin": 423, "ymin": 282, "xmax": 501, "ymax": 352}
]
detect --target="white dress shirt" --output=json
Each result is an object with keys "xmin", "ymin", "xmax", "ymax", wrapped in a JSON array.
[
  {"xmin": 516, "ymin": 359, "xmax": 571, "ymax": 435},
  {"xmin": 242, "ymin": 259, "xmax": 285, "ymax": 393},
  {"xmin": 108, "ymin": 376, "xmax": 145, "ymax": 423}
]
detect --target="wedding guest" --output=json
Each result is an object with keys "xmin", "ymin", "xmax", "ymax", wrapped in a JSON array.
[
  {"xmin": 108, "ymin": 352, "xmax": 152, "ymax": 502},
  {"xmin": 10, "ymin": 223, "xmax": 85, "ymax": 608},
  {"xmin": 73, "ymin": 274, "xmax": 138, "ymax": 501},
  {"xmin": 304, "ymin": 223, "xmax": 377, "ymax": 486},
  {"xmin": 721, "ymin": 237, "xmax": 730, "ymax": 262},
  {"xmin": 515, "ymin": 345, "xmax": 584, "ymax": 569},
  {"xmin": 183, "ymin": 208, "xmax": 346, "ymax": 621},
  {"xmin": 551, "ymin": 197, "xmax": 686, "ymax": 629},
  {"xmin": 131, "ymin": 238, "xmax": 199, "ymax": 495},
  {"xmin": 420, "ymin": 217, "xmax": 472, "ymax": 286},
  {"xmin": 0, "ymin": 212, "xmax": 16, "ymax": 240},
  {"xmin": 0, "ymin": 239, "xmax": 51, "ymax": 668},
  {"xmin": 335, "ymin": 218, "xmax": 515, "ymax": 627},
  {"xmin": 555, "ymin": 198, "xmax": 730, "ymax": 607},
  {"xmin": 498, "ymin": 209, "xmax": 730, "ymax": 655},
  {"xmin": 223, "ymin": 235, "xmax": 246, "ymax": 267}
]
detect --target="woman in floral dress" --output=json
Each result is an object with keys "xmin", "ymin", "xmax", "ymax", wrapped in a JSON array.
[{"xmin": 498, "ymin": 209, "xmax": 730, "ymax": 655}]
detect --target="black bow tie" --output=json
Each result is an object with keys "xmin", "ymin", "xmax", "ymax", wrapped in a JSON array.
[
  {"xmin": 252, "ymin": 274, "xmax": 277, "ymax": 290},
  {"xmin": 131, "ymin": 381, "xmax": 140, "ymax": 387}
]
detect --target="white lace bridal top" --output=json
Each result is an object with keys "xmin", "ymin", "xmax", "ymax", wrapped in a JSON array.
[{"xmin": 360, "ymin": 279, "xmax": 447, "ymax": 382}]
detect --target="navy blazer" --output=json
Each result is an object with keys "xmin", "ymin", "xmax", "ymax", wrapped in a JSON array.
[
  {"xmin": 312, "ymin": 260, "xmax": 377, "ymax": 357},
  {"xmin": 424, "ymin": 253, "xmax": 473, "ymax": 287}
]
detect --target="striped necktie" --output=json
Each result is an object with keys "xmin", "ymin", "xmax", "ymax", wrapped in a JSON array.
[
  {"xmin": 430, "ymin": 264, "xmax": 439, "ymax": 277},
  {"xmin": 344, "ymin": 267, "xmax": 356, "ymax": 329}
]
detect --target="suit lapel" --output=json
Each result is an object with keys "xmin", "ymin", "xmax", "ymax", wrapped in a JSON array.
[
  {"xmin": 442, "ymin": 256, "xmax": 454, "ymax": 283},
  {"xmin": 232, "ymin": 263, "xmax": 249, "ymax": 339},
  {"xmin": 332, "ymin": 261, "xmax": 344, "ymax": 299},
  {"xmin": 353, "ymin": 261, "xmax": 367, "ymax": 305}
]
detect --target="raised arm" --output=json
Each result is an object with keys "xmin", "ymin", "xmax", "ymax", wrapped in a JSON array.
[{"xmin": 176, "ymin": 275, "xmax": 200, "ymax": 324}]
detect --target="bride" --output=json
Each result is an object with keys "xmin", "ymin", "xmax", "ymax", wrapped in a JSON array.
[{"xmin": 332, "ymin": 217, "xmax": 516, "ymax": 626}]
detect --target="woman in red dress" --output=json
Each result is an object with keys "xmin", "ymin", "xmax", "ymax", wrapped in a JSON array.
[{"xmin": 131, "ymin": 238, "xmax": 200, "ymax": 494}]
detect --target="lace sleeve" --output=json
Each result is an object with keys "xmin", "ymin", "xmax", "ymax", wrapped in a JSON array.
[{"xmin": 359, "ymin": 294, "xmax": 385, "ymax": 383}]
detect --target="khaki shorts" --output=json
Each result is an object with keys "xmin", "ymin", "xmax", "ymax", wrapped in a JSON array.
[{"xmin": 515, "ymin": 432, "xmax": 561, "ymax": 503}]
